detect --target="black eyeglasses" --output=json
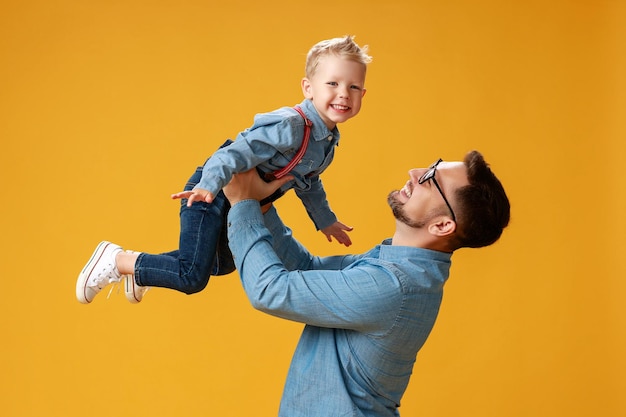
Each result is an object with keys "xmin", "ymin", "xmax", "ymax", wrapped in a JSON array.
[{"xmin": 418, "ymin": 158, "xmax": 457, "ymax": 222}]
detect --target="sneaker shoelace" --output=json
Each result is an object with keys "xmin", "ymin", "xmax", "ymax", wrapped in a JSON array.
[
  {"xmin": 106, "ymin": 275, "xmax": 149, "ymax": 300},
  {"xmin": 106, "ymin": 275, "xmax": 130, "ymax": 299}
]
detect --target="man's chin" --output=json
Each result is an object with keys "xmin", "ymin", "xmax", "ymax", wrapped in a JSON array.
[{"xmin": 388, "ymin": 197, "xmax": 426, "ymax": 229}]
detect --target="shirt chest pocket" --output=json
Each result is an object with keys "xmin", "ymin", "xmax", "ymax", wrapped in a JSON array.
[{"xmin": 285, "ymin": 139, "xmax": 335, "ymax": 179}]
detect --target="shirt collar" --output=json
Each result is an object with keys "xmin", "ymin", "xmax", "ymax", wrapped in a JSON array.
[
  {"xmin": 299, "ymin": 99, "xmax": 340, "ymax": 143},
  {"xmin": 378, "ymin": 239, "xmax": 453, "ymax": 263}
]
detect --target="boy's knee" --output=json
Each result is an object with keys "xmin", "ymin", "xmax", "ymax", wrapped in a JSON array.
[{"xmin": 180, "ymin": 273, "xmax": 210, "ymax": 295}]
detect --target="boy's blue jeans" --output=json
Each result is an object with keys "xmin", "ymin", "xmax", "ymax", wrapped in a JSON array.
[{"xmin": 134, "ymin": 142, "xmax": 236, "ymax": 294}]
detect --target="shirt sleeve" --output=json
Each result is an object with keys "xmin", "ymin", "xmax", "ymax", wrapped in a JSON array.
[
  {"xmin": 294, "ymin": 176, "xmax": 338, "ymax": 230},
  {"xmin": 263, "ymin": 205, "xmax": 350, "ymax": 271},
  {"xmin": 228, "ymin": 201, "xmax": 401, "ymax": 333},
  {"xmin": 195, "ymin": 114, "xmax": 300, "ymax": 194}
]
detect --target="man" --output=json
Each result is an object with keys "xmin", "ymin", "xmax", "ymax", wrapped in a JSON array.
[{"xmin": 222, "ymin": 150, "xmax": 510, "ymax": 417}]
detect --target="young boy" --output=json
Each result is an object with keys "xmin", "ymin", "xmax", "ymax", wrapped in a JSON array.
[{"xmin": 76, "ymin": 35, "xmax": 372, "ymax": 304}]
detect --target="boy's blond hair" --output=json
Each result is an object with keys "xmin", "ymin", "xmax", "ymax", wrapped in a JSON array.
[{"xmin": 305, "ymin": 35, "xmax": 372, "ymax": 79}]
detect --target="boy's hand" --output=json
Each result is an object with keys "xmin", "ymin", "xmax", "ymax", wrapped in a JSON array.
[
  {"xmin": 321, "ymin": 221, "xmax": 353, "ymax": 247},
  {"xmin": 223, "ymin": 169, "xmax": 293, "ymax": 206},
  {"xmin": 171, "ymin": 188, "xmax": 215, "ymax": 207}
]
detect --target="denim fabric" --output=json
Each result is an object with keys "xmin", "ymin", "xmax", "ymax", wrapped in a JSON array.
[
  {"xmin": 134, "ymin": 146, "xmax": 235, "ymax": 294},
  {"xmin": 133, "ymin": 98, "xmax": 342, "ymax": 294},
  {"xmin": 227, "ymin": 201, "xmax": 452, "ymax": 417},
  {"xmin": 196, "ymin": 99, "xmax": 340, "ymax": 231}
]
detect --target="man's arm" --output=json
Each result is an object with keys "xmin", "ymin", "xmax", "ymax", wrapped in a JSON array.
[
  {"xmin": 228, "ymin": 200, "xmax": 400, "ymax": 332},
  {"xmin": 223, "ymin": 169, "xmax": 355, "ymax": 271},
  {"xmin": 262, "ymin": 205, "xmax": 356, "ymax": 271},
  {"xmin": 223, "ymin": 170, "xmax": 400, "ymax": 332}
]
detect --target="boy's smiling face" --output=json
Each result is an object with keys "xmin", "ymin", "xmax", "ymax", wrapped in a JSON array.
[{"xmin": 301, "ymin": 54, "xmax": 367, "ymax": 130}]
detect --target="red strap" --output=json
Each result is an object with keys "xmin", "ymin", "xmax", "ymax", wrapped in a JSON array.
[{"xmin": 266, "ymin": 106, "xmax": 312, "ymax": 180}]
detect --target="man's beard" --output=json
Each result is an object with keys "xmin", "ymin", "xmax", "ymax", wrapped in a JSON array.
[{"xmin": 387, "ymin": 191, "xmax": 426, "ymax": 229}]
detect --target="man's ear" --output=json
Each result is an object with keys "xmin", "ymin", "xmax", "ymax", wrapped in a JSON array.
[
  {"xmin": 301, "ymin": 78, "xmax": 312, "ymax": 99},
  {"xmin": 428, "ymin": 217, "xmax": 456, "ymax": 237}
]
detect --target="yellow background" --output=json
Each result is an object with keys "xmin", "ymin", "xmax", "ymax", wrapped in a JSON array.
[{"xmin": 1, "ymin": 0, "xmax": 624, "ymax": 416}]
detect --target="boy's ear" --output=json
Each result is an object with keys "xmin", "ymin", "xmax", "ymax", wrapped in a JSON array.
[{"xmin": 301, "ymin": 78, "xmax": 313, "ymax": 99}]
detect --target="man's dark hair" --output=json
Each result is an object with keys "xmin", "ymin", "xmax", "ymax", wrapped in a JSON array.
[{"xmin": 452, "ymin": 151, "xmax": 510, "ymax": 249}]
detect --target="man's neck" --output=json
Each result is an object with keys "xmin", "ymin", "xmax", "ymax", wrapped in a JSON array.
[{"xmin": 391, "ymin": 223, "xmax": 452, "ymax": 253}]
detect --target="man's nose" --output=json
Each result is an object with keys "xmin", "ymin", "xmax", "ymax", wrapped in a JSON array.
[{"xmin": 409, "ymin": 168, "xmax": 423, "ymax": 180}]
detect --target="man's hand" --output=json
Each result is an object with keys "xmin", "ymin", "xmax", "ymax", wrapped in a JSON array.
[
  {"xmin": 223, "ymin": 169, "xmax": 293, "ymax": 206},
  {"xmin": 171, "ymin": 188, "xmax": 215, "ymax": 207},
  {"xmin": 321, "ymin": 221, "xmax": 354, "ymax": 247}
]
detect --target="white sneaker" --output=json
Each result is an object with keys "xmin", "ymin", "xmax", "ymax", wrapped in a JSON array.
[
  {"xmin": 125, "ymin": 270, "xmax": 148, "ymax": 304},
  {"xmin": 76, "ymin": 241, "xmax": 124, "ymax": 304}
]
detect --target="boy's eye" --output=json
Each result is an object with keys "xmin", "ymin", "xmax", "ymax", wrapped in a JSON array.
[
  {"xmin": 350, "ymin": 85, "xmax": 362, "ymax": 91},
  {"xmin": 326, "ymin": 82, "xmax": 338, "ymax": 86}
]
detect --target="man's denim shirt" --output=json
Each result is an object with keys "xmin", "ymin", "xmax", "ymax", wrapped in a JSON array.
[
  {"xmin": 197, "ymin": 98, "xmax": 340, "ymax": 230},
  {"xmin": 227, "ymin": 201, "xmax": 452, "ymax": 417}
]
